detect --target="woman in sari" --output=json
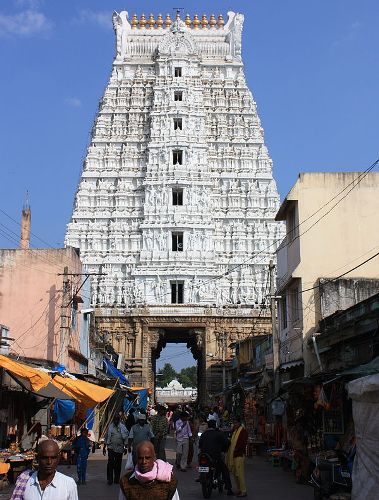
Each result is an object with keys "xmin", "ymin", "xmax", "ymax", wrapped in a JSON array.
[{"xmin": 227, "ymin": 417, "xmax": 248, "ymax": 497}]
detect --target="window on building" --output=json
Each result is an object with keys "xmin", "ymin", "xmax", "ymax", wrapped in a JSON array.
[
  {"xmin": 291, "ymin": 286, "xmax": 300, "ymax": 322},
  {"xmin": 287, "ymin": 206, "xmax": 297, "ymax": 241},
  {"xmin": 174, "ymin": 67, "xmax": 182, "ymax": 77},
  {"xmin": 172, "ymin": 188, "xmax": 183, "ymax": 206},
  {"xmin": 172, "ymin": 232, "xmax": 183, "ymax": 251},
  {"xmin": 0, "ymin": 325, "xmax": 10, "ymax": 355},
  {"xmin": 173, "ymin": 118, "xmax": 183, "ymax": 130},
  {"xmin": 174, "ymin": 91, "xmax": 183, "ymax": 101},
  {"xmin": 171, "ymin": 280, "xmax": 184, "ymax": 304},
  {"xmin": 172, "ymin": 150, "xmax": 183, "ymax": 165},
  {"xmin": 281, "ymin": 294, "xmax": 288, "ymax": 330}
]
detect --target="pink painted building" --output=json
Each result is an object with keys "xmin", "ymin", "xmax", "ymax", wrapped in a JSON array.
[{"xmin": 0, "ymin": 247, "xmax": 88, "ymax": 372}]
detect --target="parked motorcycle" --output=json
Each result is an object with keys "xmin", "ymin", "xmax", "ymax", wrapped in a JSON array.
[
  {"xmin": 310, "ymin": 452, "xmax": 352, "ymax": 499},
  {"xmin": 198, "ymin": 452, "xmax": 224, "ymax": 498}
]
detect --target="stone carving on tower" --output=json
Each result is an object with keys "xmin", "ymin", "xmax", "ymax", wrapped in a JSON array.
[{"xmin": 65, "ymin": 11, "xmax": 285, "ymax": 310}]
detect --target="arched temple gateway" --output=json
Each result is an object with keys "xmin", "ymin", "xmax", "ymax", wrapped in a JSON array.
[{"xmin": 65, "ymin": 11, "xmax": 284, "ymax": 403}]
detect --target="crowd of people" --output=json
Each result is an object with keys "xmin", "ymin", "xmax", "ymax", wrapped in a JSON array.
[{"xmin": 10, "ymin": 403, "xmax": 249, "ymax": 499}]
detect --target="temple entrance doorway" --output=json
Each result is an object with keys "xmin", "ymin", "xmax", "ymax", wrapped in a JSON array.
[
  {"xmin": 151, "ymin": 327, "xmax": 204, "ymax": 404},
  {"xmin": 155, "ymin": 342, "xmax": 197, "ymax": 405}
]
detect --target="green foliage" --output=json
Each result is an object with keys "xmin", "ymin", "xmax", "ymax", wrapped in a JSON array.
[
  {"xmin": 177, "ymin": 366, "xmax": 197, "ymax": 388},
  {"xmin": 158, "ymin": 363, "xmax": 177, "ymax": 387},
  {"xmin": 157, "ymin": 363, "xmax": 197, "ymax": 388}
]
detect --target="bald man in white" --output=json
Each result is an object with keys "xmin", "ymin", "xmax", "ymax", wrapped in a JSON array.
[{"xmin": 11, "ymin": 440, "xmax": 78, "ymax": 500}]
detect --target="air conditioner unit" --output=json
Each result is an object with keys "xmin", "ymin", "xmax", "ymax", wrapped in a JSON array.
[{"xmin": 117, "ymin": 353, "xmax": 124, "ymax": 370}]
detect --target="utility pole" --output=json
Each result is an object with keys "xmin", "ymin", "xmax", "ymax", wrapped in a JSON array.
[
  {"xmin": 269, "ymin": 260, "xmax": 280, "ymax": 395},
  {"xmin": 57, "ymin": 271, "xmax": 105, "ymax": 366},
  {"xmin": 59, "ymin": 267, "xmax": 70, "ymax": 365},
  {"xmin": 222, "ymin": 333, "xmax": 226, "ymax": 393}
]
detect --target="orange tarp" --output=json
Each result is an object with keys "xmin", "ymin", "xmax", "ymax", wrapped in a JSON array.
[
  {"xmin": 0, "ymin": 355, "xmax": 114, "ymax": 409},
  {"xmin": 0, "ymin": 354, "xmax": 51, "ymax": 392},
  {"xmin": 52, "ymin": 375, "xmax": 114, "ymax": 408}
]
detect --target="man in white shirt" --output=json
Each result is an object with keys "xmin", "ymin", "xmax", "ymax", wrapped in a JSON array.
[
  {"xmin": 103, "ymin": 415, "xmax": 129, "ymax": 485},
  {"xmin": 11, "ymin": 440, "xmax": 78, "ymax": 500},
  {"xmin": 175, "ymin": 412, "xmax": 192, "ymax": 472}
]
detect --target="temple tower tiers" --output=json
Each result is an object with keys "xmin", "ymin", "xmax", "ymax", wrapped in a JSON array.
[{"xmin": 65, "ymin": 11, "xmax": 284, "ymax": 309}]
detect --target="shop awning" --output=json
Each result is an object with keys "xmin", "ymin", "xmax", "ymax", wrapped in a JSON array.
[
  {"xmin": 0, "ymin": 355, "xmax": 115, "ymax": 407},
  {"xmin": 341, "ymin": 356, "xmax": 379, "ymax": 376},
  {"xmin": 52, "ymin": 374, "xmax": 114, "ymax": 408},
  {"xmin": 0, "ymin": 354, "xmax": 51, "ymax": 392},
  {"xmin": 280, "ymin": 359, "xmax": 304, "ymax": 370}
]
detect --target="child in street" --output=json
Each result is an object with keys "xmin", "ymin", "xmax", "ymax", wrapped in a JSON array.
[{"xmin": 72, "ymin": 427, "xmax": 91, "ymax": 485}]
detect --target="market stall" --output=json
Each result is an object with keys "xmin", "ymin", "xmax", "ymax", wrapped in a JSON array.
[
  {"xmin": 0, "ymin": 355, "xmax": 115, "ymax": 481},
  {"xmin": 347, "ymin": 373, "xmax": 379, "ymax": 500}
]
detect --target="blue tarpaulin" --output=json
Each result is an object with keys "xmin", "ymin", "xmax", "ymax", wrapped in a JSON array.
[
  {"xmin": 123, "ymin": 389, "xmax": 149, "ymax": 413},
  {"xmin": 123, "ymin": 398, "xmax": 134, "ymax": 414},
  {"xmin": 53, "ymin": 399, "xmax": 76, "ymax": 424},
  {"xmin": 103, "ymin": 357, "xmax": 130, "ymax": 386}
]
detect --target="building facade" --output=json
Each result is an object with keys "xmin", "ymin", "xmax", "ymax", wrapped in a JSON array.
[
  {"xmin": 0, "ymin": 247, "xmax": 89, "ymax": 372},
  {"xmin": 275, "ymin": 172, "xmax": 379, "ymax": 379},
  {"xmin": 65, "ymin": 11, "xmax": 284, "ymax": 399}
]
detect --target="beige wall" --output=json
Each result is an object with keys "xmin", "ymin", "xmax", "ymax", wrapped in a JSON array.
[
  {"xmin": 0, "ymin": 247, "xmax": 82, "ymax": 371},
  {"xmin": 276, "ymin": 172, "xmax": 379, "ymax": 374}
]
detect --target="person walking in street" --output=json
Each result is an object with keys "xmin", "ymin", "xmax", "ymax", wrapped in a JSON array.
[
  {"xmin": 227, "ymin": 417, "xmax": 248, "ymax": 497},
  {"xmin": 199, "ymin": 418, "xmax": 234, "ymax": 495},
  {"xmin": 72, "ymin": 427, "xmax": 91, "ymax": 485},
  {"xmin": 128, "ymin": 413, "xmax": 154, "ymax": 462},
  {"xmin": 118, "ymin": 440, "xmax": 179, "ymax": 500},
  {"xmin": 103, "ymin": 414, "xmax": 129, "ymax": 485},
  {"xmin": 151, "ymin": 405, "xmax": 169, "ymax": 461},
  {"xmin": 175, "ymin": 411, "xmax": 192, "ymax": 472},
  {"xmin": 187, "ymin": 413, "xmax": 199, "ymax": 468},
  {"xmin": 125, "ymin": 408, "xmax": 137, "ymax": 432},
  {"xmin": 11, "ymin": 439, "xmax": 78, "ymax": 500}
]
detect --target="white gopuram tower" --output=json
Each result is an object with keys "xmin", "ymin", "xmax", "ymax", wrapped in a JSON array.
[
  {"xmin": 65, "ymin": 11, "xmax": 284, "ymax": 392},
  {"xmin": 66, "ymin": 11, "xmax": 283, "ymax": 308}
]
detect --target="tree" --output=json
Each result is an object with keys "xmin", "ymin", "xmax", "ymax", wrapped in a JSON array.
[
  {"xmin": 177, "ymin": 366, "xmax": 197, "ymax": 388},
  {"xmin": 158, "ymin": 363, "xmax": 177, "ymax": 387}
]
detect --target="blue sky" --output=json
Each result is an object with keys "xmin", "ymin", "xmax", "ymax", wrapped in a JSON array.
[{"xmin": 1, "ymin": 0, "xmax": 378, "ymax": 368}]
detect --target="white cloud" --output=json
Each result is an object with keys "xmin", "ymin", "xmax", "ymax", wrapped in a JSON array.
[
  {"xmin": 72, "ymin": 9, "xmax": 112, "ymax": 29},
  {"xmin": 65, "ymin": 97, "xmax": 82, "ymax": 108},
  {"xmin": 331, "ymin": 21, "xmax": 362, "ymax": 49},
  {"xmin": 0, "ymin": 8, "xmax": 52, "ymax": 37},
  {"xmin": 14, "ymin": 0, "xmax": 43, "ymax": 8}
]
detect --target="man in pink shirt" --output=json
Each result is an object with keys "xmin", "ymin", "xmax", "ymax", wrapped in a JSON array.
[{"xmin": 175, "ymin": 412, "xmax": 192, "ymax": 472}]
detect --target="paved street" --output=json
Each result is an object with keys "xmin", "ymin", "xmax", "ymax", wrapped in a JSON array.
[
  {"xmin": 1, "ymin": 437, "xmax": 313, "ymax": 499},
  {"xmin": 68, "ymin": 437, "xmax": 311, "ymax": 500}
]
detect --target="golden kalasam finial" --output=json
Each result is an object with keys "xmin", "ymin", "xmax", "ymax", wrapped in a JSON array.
[
  {"xmin": 156, "ymin": 14, "xmax": 163, "ymax": 29},
  {"xmin": 165, "ymin": 14, "xmax": 172, "ymax": 28},
  {"xmin": 147, "ymin": 13, "xmax": 155, "ymax": 29},
  {"xmin": 192, "ymin": 14, "xmax": 200, "ymax": 29},
  {"xmin": 217, "ymin": 14, "xmax": 225, "ymax": 28},
  {"xmin": 131, "ymin": 14, "xmax": 138, "ymax": 29},
  {"xmin": 185, "ymin": 14, "xmax": 191, "ymax": 27},
  {"xmin": 209, "ymin": 14, "xmax": 217, "ymax": 29},
  {"xmin": 201, "ymin": 14, "xmax": 208, "ymax": 28},
  {"xmin": 139, "ymin": 13, "xmax": 146, "ymax": 29}
]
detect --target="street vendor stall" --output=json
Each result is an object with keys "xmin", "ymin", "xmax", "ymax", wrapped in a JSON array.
[
  {"xmin": 0, "ymin": 354, "xmax": 115, "ymax": 480},
  {"xmin": 347, "ymin": 373, "xmax": 379, "ymax": 500}
]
